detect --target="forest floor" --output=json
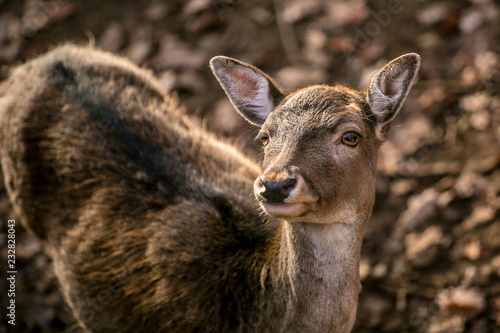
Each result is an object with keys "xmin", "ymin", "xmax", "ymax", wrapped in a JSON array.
[{"xmin": 0, "ymin": 0, "xmax": 499, "ymax": 332}]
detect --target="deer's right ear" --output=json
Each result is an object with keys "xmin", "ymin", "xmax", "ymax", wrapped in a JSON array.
[{"xmin": 210, "ymin": 56, "xmax": 285, "ymax": 127}]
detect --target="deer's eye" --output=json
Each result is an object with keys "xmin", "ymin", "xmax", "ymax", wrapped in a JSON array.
[
  {"xmin": 341, "ymin": 132, "xmax": 360, "ymax": 147},
  {"xmin": 258, "ymin": 133, "xmax": 270, "ymax": 146}
]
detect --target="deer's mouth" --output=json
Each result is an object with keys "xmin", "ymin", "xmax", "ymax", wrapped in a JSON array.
[
  {"xmin": 260, "ymin": 201, "xmax": 309, "ymax": 218},
  {"xmin": 257, "ymin": 194, "xmax": 319, "ymax": 219}
]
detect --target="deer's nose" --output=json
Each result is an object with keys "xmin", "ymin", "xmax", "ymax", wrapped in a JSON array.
[{"xmin": 258, "ymin": 177, "xmax": 297, "ymax": 204}]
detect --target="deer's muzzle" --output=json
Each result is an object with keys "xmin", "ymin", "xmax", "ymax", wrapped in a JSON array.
[{"xmin": 257, "ymin": 177, "xmax": 297, "ymax": 204}]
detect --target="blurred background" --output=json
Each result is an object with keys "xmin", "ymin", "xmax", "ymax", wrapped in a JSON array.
[{"xmin": 0, "ymin": 0, "xmax": 498, "ymax": 332}]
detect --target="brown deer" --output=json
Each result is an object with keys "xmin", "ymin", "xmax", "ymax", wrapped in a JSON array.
[{"xmin": 0, "ymin": 45, "xmax": 419, "ymax": 332}]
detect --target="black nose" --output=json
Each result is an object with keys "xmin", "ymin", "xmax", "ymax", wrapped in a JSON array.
[{"xmin": 259, "ymin": 178, "xmax": 297, "ymax": 204}]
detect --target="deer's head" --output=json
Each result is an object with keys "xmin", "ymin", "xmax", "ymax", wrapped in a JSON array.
[{"xmin": 211, "ymin": 54, "xmax": 420, "ymax": 224}]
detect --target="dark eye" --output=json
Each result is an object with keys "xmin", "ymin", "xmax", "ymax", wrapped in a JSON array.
[
  {"xmin": 258, "ymin": 132, "xmax": 270, "ymax": 146},
  {"xmin": 341, "ymin": 132, "xmax": 360, "ymax": 147}
]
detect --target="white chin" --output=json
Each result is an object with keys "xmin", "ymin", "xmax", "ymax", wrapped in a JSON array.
[{"xmin": 261, "ymin": 202, "xmax": 307, "ymax": 219}]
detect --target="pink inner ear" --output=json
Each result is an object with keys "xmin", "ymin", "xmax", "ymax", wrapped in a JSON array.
[
  {"xmin": 228, "ymin": 67, "xmax": 259, "ymax": 99},
  {"xmin": 380, "ymin": 68, "xmax": 406, "ymax": 98}
]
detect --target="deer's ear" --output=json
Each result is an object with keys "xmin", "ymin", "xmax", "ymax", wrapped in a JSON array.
[
  {"xmin": 367, "ymin": 53, "xmax": 420, "ymax": 138},
  {"xmin": 210, "ymin": 56, "xmax": 285, "ymax": 127}
]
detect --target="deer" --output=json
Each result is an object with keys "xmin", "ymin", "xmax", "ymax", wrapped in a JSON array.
[{"xmin": 0, "ymin": 44, "xmax": 420, "ymax": 333}]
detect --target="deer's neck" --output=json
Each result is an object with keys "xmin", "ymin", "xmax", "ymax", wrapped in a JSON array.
[{"xmin": 262, "ymin": 220, "xmax": 365, "ymax": 332}]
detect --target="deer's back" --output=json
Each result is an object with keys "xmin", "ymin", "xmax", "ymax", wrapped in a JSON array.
[{"xmin": 0, "ymin": 45, "xmax": 273, "ymax": 332}]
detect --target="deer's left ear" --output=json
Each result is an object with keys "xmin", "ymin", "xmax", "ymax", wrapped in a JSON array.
[{"xmin": 367, "ymin": 53, "xmax": 420, "ymax": 138}]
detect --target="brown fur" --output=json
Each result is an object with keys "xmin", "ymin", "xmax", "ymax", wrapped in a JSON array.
[{"xmin": 0, "ymin": 45, "xmax": 419, "ymax": 332}]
